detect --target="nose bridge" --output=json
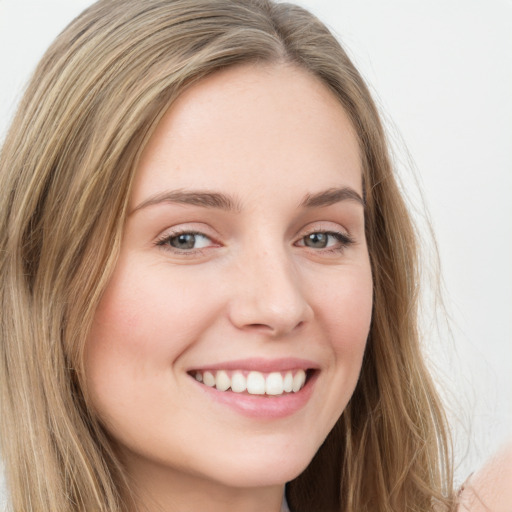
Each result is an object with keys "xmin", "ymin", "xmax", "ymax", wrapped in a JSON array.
[{"xmin": 228, "ymin": 239, "xmax": 313, "ymax": 335}]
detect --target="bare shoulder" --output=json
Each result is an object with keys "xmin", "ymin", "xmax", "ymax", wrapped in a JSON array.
[{"xmin": 457, "ymin": 441, "xmax": 512, "ymax": 512}]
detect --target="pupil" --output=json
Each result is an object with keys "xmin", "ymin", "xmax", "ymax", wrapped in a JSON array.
[
  {"xmin": 305, "ymin": 233, "xmax": 327, "ymax": 248},
  {"xmin": 171, "ymin": 233, "xmax": 196, "ymax": 249}
]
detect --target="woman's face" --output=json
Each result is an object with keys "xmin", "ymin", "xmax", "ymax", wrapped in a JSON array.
[{"xmin": 85, "ymin": 64, "xmax": 372, "ymax": 494}]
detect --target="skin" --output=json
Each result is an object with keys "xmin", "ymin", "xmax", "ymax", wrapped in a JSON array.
[
  {"xmin": 85, "ymin": 63, "xmax": 373, "ymax": 512},
  {"xmin": 457, "ymin": 441, "xmax": 512, "ymax": 512}
]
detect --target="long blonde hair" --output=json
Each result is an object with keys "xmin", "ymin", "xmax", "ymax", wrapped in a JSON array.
[{"xmin": 0, "ymin": 0, "xmax": 454, "ymax": 510}]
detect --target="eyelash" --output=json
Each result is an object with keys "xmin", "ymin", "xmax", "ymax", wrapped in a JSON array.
[
  {"xmin": 296, "ymin": 231, "xmax": 355, "ymax": 253},
  {"xmin": 155, "ymin": 229, "xmax": 355, "ymax": 255},
  {"xmin": 155, "ymin": 230, "xmax": 214, "ymax": 255}
]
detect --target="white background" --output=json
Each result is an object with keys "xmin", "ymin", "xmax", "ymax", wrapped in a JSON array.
[{"xmin": 1, "ymin": 0, "xmax": 511, "ymax": 497}]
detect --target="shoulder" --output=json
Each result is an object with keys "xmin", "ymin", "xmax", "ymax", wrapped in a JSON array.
[{"xmin": 457, "ymin": 441, "xmax": 512, "ymax": 512}]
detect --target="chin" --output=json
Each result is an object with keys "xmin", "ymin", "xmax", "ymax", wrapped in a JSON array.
[
  {"xmin": 197, "ymin": 439, "xmax": 319, "ymax": 489},
  {"xmin": 211, "ymin": 462, "xmax": 310, "ymax": 489}
]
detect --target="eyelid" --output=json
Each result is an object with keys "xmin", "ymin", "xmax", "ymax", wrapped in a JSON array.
[
  {"xmin": 294, "ymin": 224, "xmax": 356, "ymax": 253},
  {"xmin": 295, "ymin": 231, "xmax": 354, "ymax": 246},
  {"xmin": 154, "ymin": 226, "xmax": 219, "ymax": 255},
  {"xmin": 153, "ymin": 222, "xmax": 356, "ymax": 256},
  {"xmin": 298, "ymin": 220, "xmax": 353, "ymax": 239}
]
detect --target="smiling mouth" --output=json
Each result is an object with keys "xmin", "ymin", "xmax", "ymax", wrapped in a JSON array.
[{"xmin": 188, "ymin": 369, "xmax": 315, "ymax": 396}]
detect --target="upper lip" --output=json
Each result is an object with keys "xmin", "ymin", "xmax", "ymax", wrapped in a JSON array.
[{"xmin": 188, "ymin": 357, "xmax": 320, "ymax": 373}]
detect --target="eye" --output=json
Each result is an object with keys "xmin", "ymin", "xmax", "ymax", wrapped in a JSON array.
[
  {"xmin": 296, "ymin": 231, "xmax": 354, "ymax": 252},
  {"xmin": 156, "ymin": 231, "xmax": 213, "ymax": 252}
]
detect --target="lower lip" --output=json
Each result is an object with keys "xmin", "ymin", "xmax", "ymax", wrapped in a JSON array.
[{"xmin": 192, "ymin": 372, "xmax": 318, "ymax": 419}]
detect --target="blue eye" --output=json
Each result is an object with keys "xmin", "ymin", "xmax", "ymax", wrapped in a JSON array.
[
  {"xmin": 298, "ymin": 231, "xmax": 354, "ymax": 251},
  {"xmin": 157, "ymin": 232, "xmax": 212, "ymax": 251},
  {"xmin": 303, "ymin": 232, "xmax": 330, "ymax": 249}
]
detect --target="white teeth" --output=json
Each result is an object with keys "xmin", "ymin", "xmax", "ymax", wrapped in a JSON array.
[
  {"xmin": 193, "ymin": 369, "xmax": 308, "ymax": 395},
  {"xmin": 265, "ymin": 372, "xmax": 284, "ymax": 395},
  {"xmin": 215, "ymin": 370, "xmax": 231, "ymax": 391},
  {"xmin": 283, "ymin": 371, "xmax": 293, "ymax": 392},
  {"xmin": 231, "ymin": 371, "xmax": 247, "ymax": 393},
  {"xmin": 246, "ymin": 371, "xmax": 266, "ymax": 395},
  {"xmin": 203, "ymin": 371, "xmax": 215, "ymax": 387},
  {"xmin": 292, "ymin": 369, "xmax": 306, "ymax": 392}
]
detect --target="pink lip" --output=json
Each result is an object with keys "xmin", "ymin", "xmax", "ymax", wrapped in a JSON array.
[
  {"xmin": 188, "ymin": 357, "xmax": 320, "ymax": 373},
  {"xmin": 190, "ymin": 366, "xmax": 320, "ymax": 419}
]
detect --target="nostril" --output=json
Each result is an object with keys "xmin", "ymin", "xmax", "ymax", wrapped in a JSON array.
[
  {"xmin": 248, "ymin": 323, "xmax": 272, "ymax": 329},
  {"xmin": 244, "ymin": 320, "xmax": 306, "ymax": 335}
]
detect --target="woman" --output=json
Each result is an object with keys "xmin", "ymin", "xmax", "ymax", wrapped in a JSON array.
[{"xmin": 0, "ymin": 0, "xmax": 455, "ymax": 510}]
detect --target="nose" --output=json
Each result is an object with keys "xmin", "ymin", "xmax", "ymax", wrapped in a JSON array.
[{"xmin": 227, "ymin": 246, "xmax": 314, "ymax": 337}]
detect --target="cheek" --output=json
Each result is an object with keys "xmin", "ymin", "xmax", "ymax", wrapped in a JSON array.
[
  {"xmin": 84, "ymin": 260, "xmax": 224, "ymax": 391},
  {"xmin": 315, "ymin": 265, "xmax": 372, "ymax": 413},
  {"xmin": 302, "ymin": 264, "xmax": 372, "ymax": 434},
  {"xmin": 317, "ymin": 266, "xmax": 373, "ymax": 355}
]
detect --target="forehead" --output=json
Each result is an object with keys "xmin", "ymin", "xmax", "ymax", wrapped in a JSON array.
[{"xmin": 132, "ymin": 63, "xmax": 362, "ymax": 207}]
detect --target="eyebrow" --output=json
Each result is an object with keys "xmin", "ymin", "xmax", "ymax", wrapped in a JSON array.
[
  {"xmin": 131, "ymin": 189, "xmax": 242, "ymax": 214},
  {"xmin": 130, "ymin": 186, "xmax": 364, "ymax": 215},
  {"xmin": 299, "ymin": 187, "xmax": 365, "ymax": 208}
]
